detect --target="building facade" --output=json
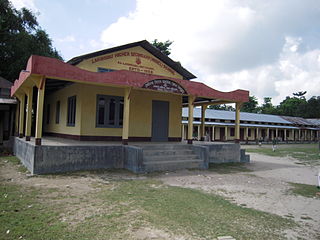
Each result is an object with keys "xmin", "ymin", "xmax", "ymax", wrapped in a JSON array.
[
  {"xmin": 182, "ymin": 108, "xmax": 320, "ymax": 142},
  {"xmin": 11, "ymin": 40, "xmax": 249, "ymax": 145}
]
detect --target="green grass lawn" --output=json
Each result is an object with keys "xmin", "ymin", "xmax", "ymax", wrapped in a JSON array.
[
  {"xmin": 0, "ymin": 157, "xmax": 296, "ymax": 240},
  {"xmin": 246, "ymin": 144, "xmax": 320, "ymax": 166},
  {"xmin": 287, "ymin": 182, "xmax": 320, "ymax": 199}
]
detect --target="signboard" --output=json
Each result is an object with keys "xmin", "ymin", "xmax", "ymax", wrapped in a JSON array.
[
  {"xmin": 91, "ymin": 51, "xmax": 176, "ymax": 76},
  {"xmin": 143, "ymin": 79, "xmax": 186, "ymax": 94}
]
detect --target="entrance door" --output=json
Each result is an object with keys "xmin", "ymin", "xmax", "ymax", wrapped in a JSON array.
[{"xmin": 151, "ymin": 100, "xmax": 169, "ymax": 141}]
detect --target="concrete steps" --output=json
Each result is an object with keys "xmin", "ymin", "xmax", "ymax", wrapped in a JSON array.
[{"xmin": 139, "ymin": 144, "xmax": 204, "ymax": 172}]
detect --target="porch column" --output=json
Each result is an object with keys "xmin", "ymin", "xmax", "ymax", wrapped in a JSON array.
[
  {"xmin": 200, "ymin": 105, "xmax": 207, "ymax": 141},
  {"xmin": 284, "ymin": 129, "xmax": 287, "ymax": 142},
  {"xmin": 275, "ymin": 128, "xmax": 278, "ymax": 140},
  {"xmin": 211, "ymin": 126, "xmax": 215, "ymax": 141},
  {"xmin": 197, "ymin": 125, "xmax": 200, "ymax": 140},
  {"xmin": 245, "ymin": 127, "xmax": 248, "ymax": 140},
  {"xmin": 304, "ymin": 130, "xmax": 307, "ymax": 141},
  {"xmin": 25, "ymin": 87, "xmax": 33, "ymax": 141},
  {"xmin": 266, "ymin": 128, "xmax": 270, "ymax": 140},
  {"xmin": 235, "ymin": 102, "xmax": 241, "ymax": 142},
  {"xmin": 225, "ymin": 126, "xmax": 228, "ymax": 141},
  {"xmin": 14, "ymin": 103, "xmax": 19, "ymax": 136},
  {"xmin": 17, "ymin": 94, "xmax": 25, "ymax": 138},
  {"xmin": 187, "ymin": 95, "xmax": 195, "ymax": 144},
  {"xmin": 122, "ymin": 87, "xmax": 131, "ymax": 145},
  {"xmin": 181, "ymin": 124, "xmax": 185, "ymax": 140},
  {"xmin": 298, "ymin": 129, "xmax": 301, "ymax": 141},
  {"xmin": 35, "ymin": 78, "xmax": 46, "ymax": 146},
  {"xmin": 256, "ymin": 127, "xmax": 259, "ymax": 140}
]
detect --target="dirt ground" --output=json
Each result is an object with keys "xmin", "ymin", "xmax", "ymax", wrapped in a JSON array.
[
  {"xmin": 1, "ymin": 146, "xmax": 320, "ymax": 239},
  {"xmin": 158, "ymin": 150, "xmax": 320, "ymax": 239}
]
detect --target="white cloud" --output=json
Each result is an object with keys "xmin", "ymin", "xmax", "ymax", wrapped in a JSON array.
[
  {"xmin": 10, "ymin": 0, "xmax": 37, "ymax": 11},
  {"xmin": 99, "ymin": 0, "xmax": 320, "ymax": 105}
]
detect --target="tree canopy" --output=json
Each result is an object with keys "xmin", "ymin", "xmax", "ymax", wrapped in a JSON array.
[
  {"xmin": 239, "ymin": 92, "xmax": 320, "ymax": 118},
  {"xmin": 0, "ymin": 0, "xmax": 62, "ymax": 82},
  {"xmin": 151, "ymin": 39, "xmax": 173, "ymax": 56}
]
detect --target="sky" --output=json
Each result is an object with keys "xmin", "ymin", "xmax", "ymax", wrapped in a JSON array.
[{"xmin": 11, "ymin": 0, "xmax": 320, "ymax": 105}]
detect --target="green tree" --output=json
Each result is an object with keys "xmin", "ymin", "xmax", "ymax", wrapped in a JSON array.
[
  {"xmin": 303, "ymin": 96, "xmax": 320, "ymax": 118},
  {"xmin": 152, "ymin": 39, "xmax": 173, "ymax": 56},
  {"xmin": 208, "ymin": 104, "xmax": 235, "ymax": 111},
  {"xmin": 276, "ymin": 95, "xmax": 307, "ymax": 117},
  {"xmin": 259, "ymin": 97, "xmax": 276, "ymax": 114},
  {"xmin": 0, "ymin": 0, "xmax": 62, "ymax": 81},
  {"xmin": 241, "ymin": 95, "xmax": 259, "ymax": 113}
]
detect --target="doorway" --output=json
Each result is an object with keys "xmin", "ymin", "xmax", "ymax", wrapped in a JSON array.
[{"xmin": 151, "ymin": 100, "xmax": 169, "ymax": 141}]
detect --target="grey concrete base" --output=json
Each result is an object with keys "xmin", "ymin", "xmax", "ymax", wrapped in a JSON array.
[
  {"xmin": 200, "ymin": 143, "xmax": 242, "ymax": 163},
  {"xmin": 13, "ymin": 137, "xmax": 134, "ymax": 174},
  {"xmin": 240, "ymin": 149, "xmax": 250, "ymax": 163},
  {"xmin": 13, "ymin": 138, "xmax": 250, "ymax": 174}
]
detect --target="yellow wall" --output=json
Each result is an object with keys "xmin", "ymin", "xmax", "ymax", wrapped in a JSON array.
[
  {"xmin": 76, "ymin": 46, "xmax": 184, "ymax": 80},
  {"xmin": 129, "ymin": 89, "xmax": 182, "ymax": 138},
  {"xmin": 44, "ymin": 83, "xmax": 82, "ymax": 135},
  {"xmin": 44, "ymin": 83, "xmax": 182, "ymax": 139}
]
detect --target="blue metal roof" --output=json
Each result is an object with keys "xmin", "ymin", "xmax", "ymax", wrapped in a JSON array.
[{"xmin": 182, "ymin": 108, "xmax": 291, "ymax": 124}]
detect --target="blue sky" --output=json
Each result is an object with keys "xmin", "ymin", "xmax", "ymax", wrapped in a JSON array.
[{"xmin": 11, "ymin": 0, "xmax": 320, "ymax": 105}]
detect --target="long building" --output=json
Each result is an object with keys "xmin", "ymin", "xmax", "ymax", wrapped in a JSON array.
[{"xmin": 182, "ymin": 108, "xmax": 320, "ymax": 142}]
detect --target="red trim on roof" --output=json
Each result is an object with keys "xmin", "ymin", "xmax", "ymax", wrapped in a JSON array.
[{"xmin": 11, "ymin": 55, "xmax": 249, "ymax": 102}]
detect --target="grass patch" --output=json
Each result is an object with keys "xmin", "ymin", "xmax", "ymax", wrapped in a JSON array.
[
  {"xmin": 287, "ymin": 182, "xmax": 320, "ymax": 199},
  {"xmin": 93, "ymin": 179, "xmax": 295, "ymax": 240},
  {"xmin": 246, "ymin": 145, "xmax": 320, "ymax": 166},
  {"xmin": 208, "ymin": 162, "xmax": 252, "ymax": 174},
  {"xmin": 0, "ymin": 157, "xmax": 296, "ymax": 240},
  {"xmin": 0, "ymin": 156, "xmax": 28, "ymax": 173}
]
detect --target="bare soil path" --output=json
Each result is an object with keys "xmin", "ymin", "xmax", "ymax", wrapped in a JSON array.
[{"xmin": 158, "ymin": 152, "xmax": 320, "ymax": 239}]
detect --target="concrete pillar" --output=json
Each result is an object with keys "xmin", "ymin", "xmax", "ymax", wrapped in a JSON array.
[
  {"xmin": 122, "ymin": 88, "xmax": 131, "ymax": 145},
  {"xmin": 235, "ymin": 102, "xmax": 241, "ymax": 142},
  {"xmin": 181, "ymin": 124, "xmax": 185, "ymax": 140},
  {"xmin": 17, "ymin": 94, "xmax": 25, "ymax": 138},
  {"xmin": 212, "ymin": 126, "xmax": 215, "ymax": 141},
  {"xmin": 25, "ymin": 87, "xmax": 33, "ymax": 141},
  {"xmin": 197, "ymin": 125, "xmax": 200, "ymax": 140},
  {"xmin": 284, "ymin": 129, "xmax": 287, "ymax": 141},
  {"xmin": 187, "ymin": 95, "xmax": 195, "ymax": 144},
  {"xmin": 245, "ymin": 127, "xmax": 249, "ymax": 140},
  {"xmin": 35, "ymin": 79, "xmax": 46, "ymax": 146},
  {"xmin": 15, "ymin": 102, "xmax": 19, "ymax": 136},
  {"xmin": 256, "ymin": 127, "xmax": 259, "ymax": 140},
  {"xmin": 200, "ymin": 105, "xmax": 207, "ymax": 141},
  {"xmin": 266, "ymin": 128, "xmax": 270, "ymax": 140},
  {"xmin": 225, "ymin": 126, "xmax": 228, "ymax": 141},
  {"xmin": 276, "ymin": 128, "xmax": 278, "ymax": 140},
  {"xmin": 304, "ymin": 130, "xmax": 307, "ymax": 141},
  {"xmin": 298, "ymin": 129, "xmax": 301, "ymax": 141}
]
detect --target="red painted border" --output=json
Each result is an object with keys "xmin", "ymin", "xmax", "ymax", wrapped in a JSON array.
[{"xmin": 12, "ymin": 55, "xmax": 249, "ymax": 102}]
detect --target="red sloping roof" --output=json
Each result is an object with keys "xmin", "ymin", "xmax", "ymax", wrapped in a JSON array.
[{"xmin": 11, "ymin": 55, "xmax": 249, "ymax": 102}]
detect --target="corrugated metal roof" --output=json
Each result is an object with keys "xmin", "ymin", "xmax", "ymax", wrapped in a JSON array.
[
  {"xmin": 182, "ymin": 108, "xmax": 291, "ymax": 124},
  {"xmin": 306, "ymin": 119, "xmax": 320, "ymax": 126},
  {"xmin": 181, "ymin": 120, "xmax": 315, "ymax": 129}
]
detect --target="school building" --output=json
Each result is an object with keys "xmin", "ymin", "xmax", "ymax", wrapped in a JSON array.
[
  {"xmin": 11, "ymin": 40, "xmax": 249, "ymax": 145},
  {"xmin": 182, "ymin": 108, "xmax": 320, "ymax": 142},
  {"xmin": 10, "ymin": 40, "xmax": 251, "ymax": 174}
]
